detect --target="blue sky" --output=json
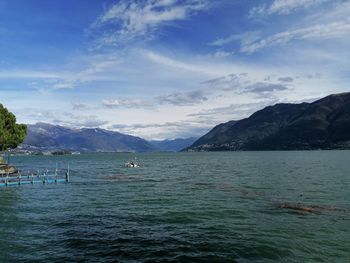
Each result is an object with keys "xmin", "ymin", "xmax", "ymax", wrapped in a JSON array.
[{"xmin": 1, "ymin": 0, "xmax": 349, "ymax": 139}]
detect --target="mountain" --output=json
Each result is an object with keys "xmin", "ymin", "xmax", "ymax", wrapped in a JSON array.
[
  {"xmin": 187, "ymin": 93, "xmax": 350, "ymax": 151},
  {"xmin": 23, "ymin": 123, "xmax": 156, "ymax": 152},
  {"xmin": 149, "ymin": 137, "xmax": 198, "ymax": 152}
]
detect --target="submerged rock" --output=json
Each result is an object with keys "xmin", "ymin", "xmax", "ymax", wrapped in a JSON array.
[
  {"xmin": 278, "ymin": 202, "xmax": 344, "ymax": 213},
  {"xmin": 0, "ymin": 158, "xmax": 18, "ymax": 175}
]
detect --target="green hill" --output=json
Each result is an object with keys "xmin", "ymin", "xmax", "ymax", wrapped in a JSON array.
[{"xmin": 187, "ymin": 93, "xmax": 350, "ymax": 151}]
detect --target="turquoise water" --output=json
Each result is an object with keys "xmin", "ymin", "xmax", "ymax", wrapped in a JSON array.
[{"xmin": 0, "ymin": 151, "xmax": 349, "ymax": 262}]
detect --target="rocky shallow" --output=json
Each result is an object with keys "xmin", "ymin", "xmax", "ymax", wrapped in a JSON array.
[{"xmin": 0, "ymin": 157, "xmax": 17, "ymax": 175}]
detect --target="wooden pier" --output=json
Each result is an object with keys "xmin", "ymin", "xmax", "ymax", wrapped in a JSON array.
[{"xmin": 0, "ymin": 167, "xmax": 70, "ymax": 187}]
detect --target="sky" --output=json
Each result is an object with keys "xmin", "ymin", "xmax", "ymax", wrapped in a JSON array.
[{"xmin": 0, "ymin": 0, "xmax": 349, "ymax": 140}]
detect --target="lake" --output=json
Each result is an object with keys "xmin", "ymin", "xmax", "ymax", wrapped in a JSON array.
[{"xmin": 0, "ymin": 151, "xmax": 349, "ymax": 262}]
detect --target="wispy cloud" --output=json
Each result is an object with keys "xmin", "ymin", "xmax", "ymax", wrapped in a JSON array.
[
  {"xmin": 210, "ymin": 1, "xmax": 350, "ymax": 55},
  {"xmin": 53, "ymin": 115, "xmax": 109, "ymax": 128},
  {"xmin": 156, "ymin": 90, "xmax": 208, "ymax": 106},
  {"xmin": 72, "ymin": 103, "xmax": 91, "ymax": 111},
  {"xmin": 209, "ymin": 31, "xmax": 261, "ymax": 47},
  {"xmin": 278, "ymin": 76, "xmax": 294, "ymax": 82},
  {"xmin": 0, "ymin": 70, "xmax": 60, "ymax": 79},
  {"xmin": 211, "ymin": 51, "xmax": 235, "ymax": 58},
  {"xmin": 102, "ymin": 98, "xmax": 153, "ymax": 109},
  {"xmin": 52, "ymin": 55, "xmax": 122, "ymax": 89},
  {"xmin": 244, "ymin": 81, "xmax": 289, "ymax": 95},
  {"xmin": 15, "ymin": 108, "xmax": 109, "ymax": 129},
  {"xmin": 245, "ymin": 82, "xmax": 289, "ymax": 93},
  {"xmin": 187, "ymin": 101, "xmax": 278, "ymax": 119},
  {"xmin": 90, "ymin": 0, "xmax": 210, "ymax": 47},
  {"xmin": 143, "ymin": 50, "xmax": 227, "ymax": 76},
  {"xmin": 202, "ymin": 73, "xmax": 291, "ymax": 94},
  {"xmin": 250, "ymin": 0, "xmax": 330, "ymax": 16},
  {"xmin": 241, "ymin": 19, "xmax": 350, "ymax": 53},
  {"xmin": 0, "ymin": 55, "xmax": 123, "ymax": 90}
]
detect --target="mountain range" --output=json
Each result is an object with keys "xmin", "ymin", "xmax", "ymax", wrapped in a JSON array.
[
  {"xmin": 22, "ymin": 123, "xmax": 196, "ymax": 153},
  {"xmin": 149, "ymin": 137, "xmax": 197, "ymax": 152},
  {"xmin": 187, "ymin": 92, "xmax": 350, "ymax": 151},
  {"xmin": 23, "ymin": 123, "xmax": 155, "ymax": 152}
]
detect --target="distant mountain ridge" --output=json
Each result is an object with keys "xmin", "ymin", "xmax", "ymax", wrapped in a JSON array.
[
  {"xmin": 23, "ymin": 123, "xmax": 156, "ymax": 152},
  {"xmin": 149, "ymin": 137, "xmax": 197, "ymax": 152},
  {"xmin": 187, "ymin": 92, "xmax": 350, "ymax": 151},
  {"xmin": 23, "ymin": 123, "xmax": 197, "ymax": 152}
]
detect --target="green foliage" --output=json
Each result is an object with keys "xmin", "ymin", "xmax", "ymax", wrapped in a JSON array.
[{"xmin": 0, "ymin": 104, "xmax": 27, "ymax": 151}]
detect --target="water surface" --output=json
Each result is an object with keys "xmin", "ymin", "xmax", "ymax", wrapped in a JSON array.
[{"xmin": 0, "ymin": 151, "xmax": 349, "ymax": 262}]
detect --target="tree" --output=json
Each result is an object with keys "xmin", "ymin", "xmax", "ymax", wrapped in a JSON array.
[{"xmin": 0, "ymin": 104, "xmax": 27, "ymax": 151}]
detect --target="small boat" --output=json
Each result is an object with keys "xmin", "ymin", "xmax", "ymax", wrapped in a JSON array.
[{"xmin": 125, "ymin": 158, "xmax": 139, "ymax": 168}]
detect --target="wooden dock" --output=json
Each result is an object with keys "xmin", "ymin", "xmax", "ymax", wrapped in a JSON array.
[{"xmin": 0, "ymin": 168, "xmax": 70, "ymax": 187}]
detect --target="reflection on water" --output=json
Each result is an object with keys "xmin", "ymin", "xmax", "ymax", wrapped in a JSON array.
[{"xmin": 0, "ymin": 151, "xmax": 349, "ymax": 262}]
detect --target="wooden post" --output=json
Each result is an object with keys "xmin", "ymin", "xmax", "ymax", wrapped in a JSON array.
[
  {"xmin": 66, "ymin": 163, "xmax": 70, "ymax": 182},
  {"xmin": 55, "ymin": 163, "xmax": 58, "ymax": 183}
]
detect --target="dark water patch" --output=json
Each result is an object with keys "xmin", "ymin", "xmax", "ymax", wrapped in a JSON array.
[{"xmin": 102, "ymin": 173, "xmax": 141, "ymax": 182}]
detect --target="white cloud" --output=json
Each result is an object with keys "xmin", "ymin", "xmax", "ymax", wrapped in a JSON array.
[
  {"xmin": 211, "ymin": 51, "xmax": 234, "ymax": 58},
  {"xmin": 209, "ymin": 1, "xmax": 350, "ymax": 55},
  {"xmin": 0, "ymin": 70, "xmax": 60, "ymax": 79},
  {"xmin": 52, "ymin": 55, "xmax": 122, "ymax": 89},
  {"xmin": 102, "ymin": 98, "xmax": 152, "ymax": 109},
  {"xmin": 156, "ymin": 90, "xmax": 208, "ymax": 106},
  {"xmin": 250, "ymin": 0, "xmax": 330, "ymax": 16},
  {"xmin": 241, "ymin": 19, "xmax": 350, "ymax": 53},
  {"xmin": 14, "ymin": 107, "xmax": 109, "ymax": 129},
  {"xmin": 209, "ymin": 31, "xmax": 261, "ymax": 47},
  {"xmin": 202, "ymin": 73, "xmax": 291, "ymax": 95},
  {"xmin": 60, "ymin": 118, "xmax": 109, "ymax": 128},
  {"xmin": 90, "ymin": 0, "xmax": 209, "ymax": 47},
  {"xmin": 72, "ymin": 103, "xmax": 90, "ymax": 111},
  {"xmin": 143, "ymin": 50, "xmax": 237, "ymax": 77},
  {"xmin": 187, "ymin": 101, "xmax": 278, "ymax": 120},
  {"xmin": 278, "ymin": 76, "xmax": 294, "ymax": 82}
]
